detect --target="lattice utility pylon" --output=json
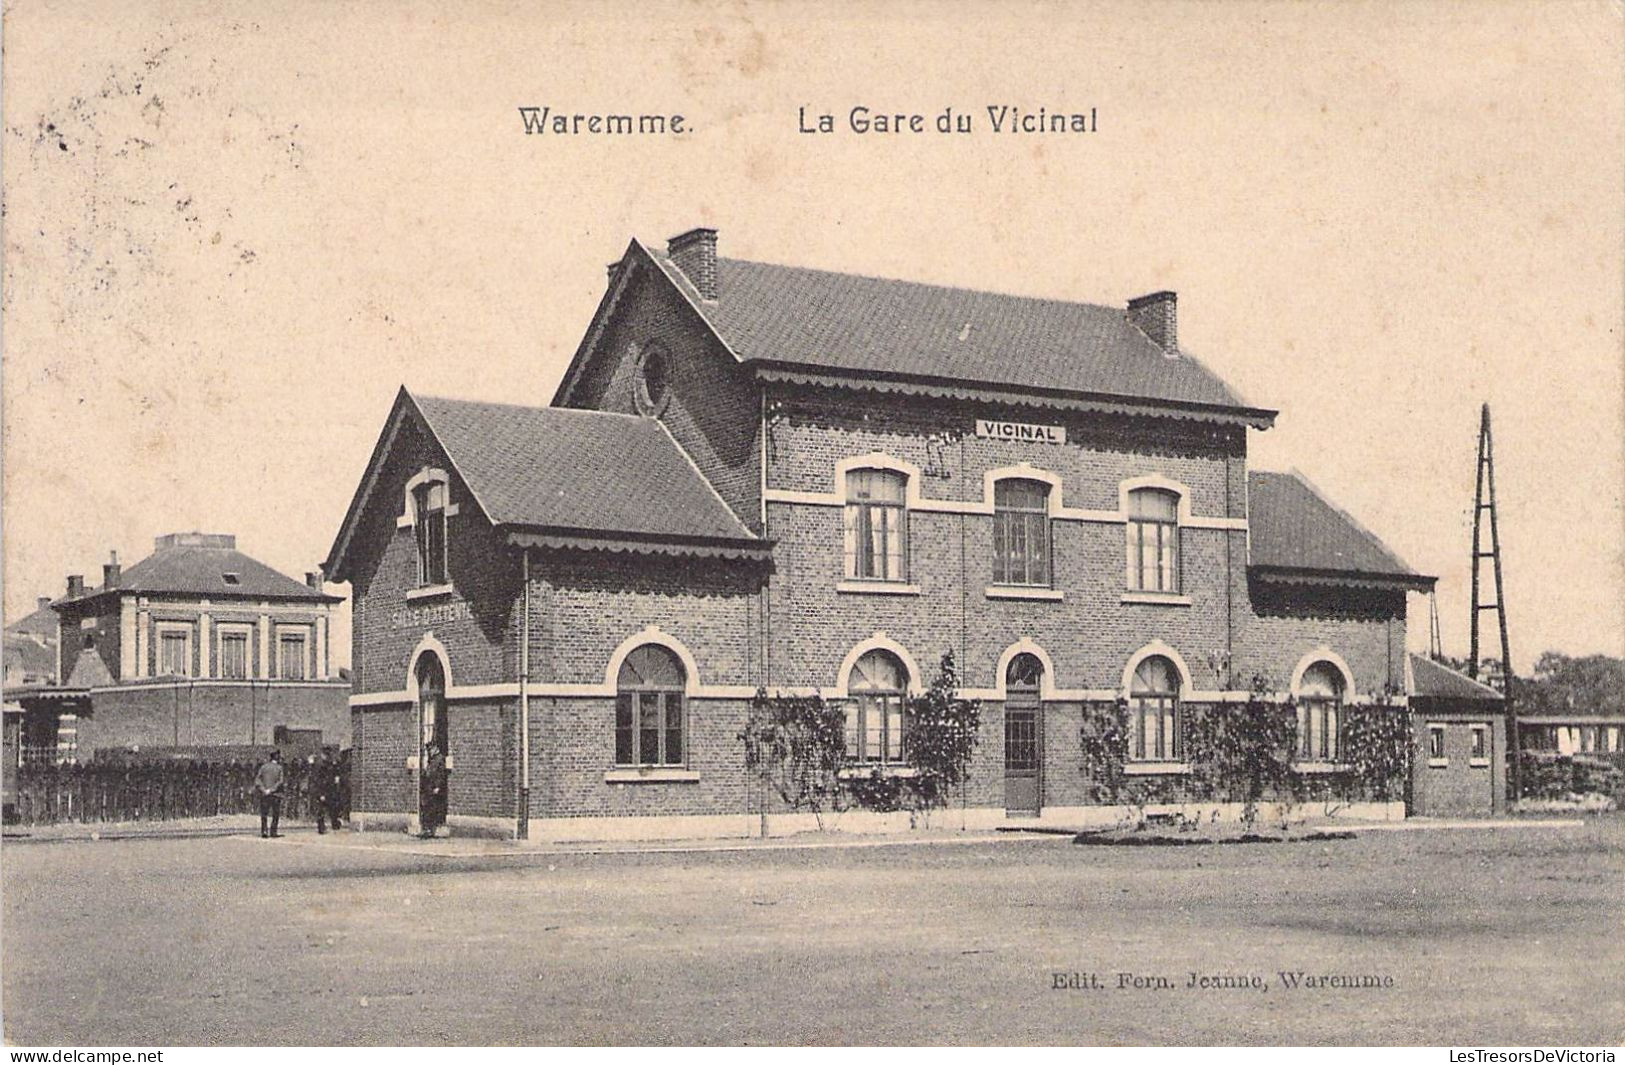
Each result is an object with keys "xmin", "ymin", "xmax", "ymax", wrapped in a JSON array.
[
  {"xmin": 1427, "ymin": 589, "xmax": 1444, "ymax": 661},
  {"xmin": 1469, "ymin": 403, "xmax": 1513, "ymax": 687},
  {"xmin": 1468, "ymin": 402, "xmax": 1516, "ymax": 795}
]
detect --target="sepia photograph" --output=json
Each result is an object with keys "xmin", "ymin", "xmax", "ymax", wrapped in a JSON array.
[{"xmin": 2, "ymin": 0, "xmax": 1622, "ymax": 1051}]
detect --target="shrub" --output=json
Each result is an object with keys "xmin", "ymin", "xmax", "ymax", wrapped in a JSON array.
[{"xmin": 740, "ymin": 689, "xmax": 847, "ymax": 830}]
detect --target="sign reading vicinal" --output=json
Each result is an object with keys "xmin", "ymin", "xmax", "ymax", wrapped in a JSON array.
[{"xmin": 975, "ymin": 419, "xmax": 1066, "ymax": 444}]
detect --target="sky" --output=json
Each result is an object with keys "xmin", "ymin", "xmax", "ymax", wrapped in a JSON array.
[{"xmin": 3, "ymin": 0, "xmax": 1622, "ymax": 673}]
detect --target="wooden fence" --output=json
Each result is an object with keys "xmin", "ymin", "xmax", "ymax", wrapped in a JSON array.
[{"xmin": 7, "ymin": 757, "xmax": 349, "ymax": 827}]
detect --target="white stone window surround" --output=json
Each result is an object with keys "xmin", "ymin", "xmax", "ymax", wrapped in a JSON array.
[
  {"xmin": 1289, "ymin": 649, "xmax": 1356, "ymax": 770},
  {"xmin": 274, "ymin": 623, "xmax": 313, "ymax": 680},
  {"xmin": 153, "ymin": 620, "xmax": 195, "ymax": 677},
  {"xmin": 215, "ymin": 622, "xmax": 255, "ymax": 680},
  {"xmin": 398, "ymin": 466, "xmax": 459, "ymax": 593},
  {"xmin": 1121, "ymin": 640, "xmax": 1194, "ymax": 772},
  {"xmin": 396, "ymin": 467, "xmax": 461, "ymax": 528}
]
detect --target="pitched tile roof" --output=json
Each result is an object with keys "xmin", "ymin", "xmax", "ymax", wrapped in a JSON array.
[
  {"xmin": 409, "ymin": 393, "xmax": 759, "ymax": 543},
  {"xmin": 643, "ymin": 246, "xmax": 1272, "ymax": 421},
  {"xmin": 1248, "ymin": 470, "xmax": 1431, "ymax": 584},
  {"xmin": 65, "ymin": 648, "xmax": 114, "ymax": 688},
  {"xmin": 4, "ymin": 633, "xmax": 56, "ymax": 683},
  {"xmin": 1409, "ymin": 654, "xmax": 1504, "ymax": 701},
  {"xmin": 61, "ymin": 544, "xmax": 330, "ymax": 605},
  {"xmin": 5, "ymin": 602, "xmax": 59, "ymax": 639}
]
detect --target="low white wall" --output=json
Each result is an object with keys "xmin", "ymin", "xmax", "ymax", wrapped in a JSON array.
[{"xmin": 502, "ymin": 799, "xmax": 1407, "ymax": 845}]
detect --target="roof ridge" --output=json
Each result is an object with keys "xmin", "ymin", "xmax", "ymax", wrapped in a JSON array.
[
  {"xmin": 714, "ymin": 254, "xmax": 1127, "ymax": 315},
  {"xmin": 410, "ymin": 390, "xmax": 647, "ymax": 423}
]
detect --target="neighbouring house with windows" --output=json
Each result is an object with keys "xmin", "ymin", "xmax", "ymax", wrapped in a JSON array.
[
  {"xmin": 326, "ymin": 226, "xmax": 1475, "ymax": 841},
  {"xmin": 20, "ymin": 533, "xmax": 350, "ymax": 760}
]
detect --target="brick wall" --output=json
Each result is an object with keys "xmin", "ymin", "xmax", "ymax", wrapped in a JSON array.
[
  {"xmin": 529, "ymin": 550, "xmax": 765, "ymax": 688},
  {"xmin": 1238, "ymin": 581, "xmax": 1407, "ymax": 696},
  {"xmin": 347, "ymin": 414, "xmax": 521, "ymax": 696},
  {"xmin": 352, "ymin": 704, "xmax": 415, "ymax": 815},
  {"xmin": 532, "ymin": 695, "xmax": 753, "ymax": 819},
  {"xmin": 75, "ymin": 682, "xmax": 350, "ymax": 757},
  {"xmin": 446, "ymin": 698, "xmax": 516, "ymax": 818},
  {"xmin": 768, "ymin": 385, "xmax": 1246, "ymax": 515}
]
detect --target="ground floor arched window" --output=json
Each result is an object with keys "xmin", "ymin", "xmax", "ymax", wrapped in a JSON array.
[
  {"xmin": 1129, "ymin": 655, "xmax": 1180, "ymax": 761},
  {"xmin": 1297, "ymin": 662, "xmax": 1345, "ymax": 761},
  {"xmin": 846, "ymin": 649, "xmax": 907, "ymax": 765},
  {"xmin": 616, "ymin": 645, "xmax": 686, "ymax": 767}
]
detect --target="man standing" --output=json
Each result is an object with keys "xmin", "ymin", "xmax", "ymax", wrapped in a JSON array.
[
  {"xmin": 254, "ymin": 749, "xmax": 285, "ymax": 838},
  {"xmin": 314, "ymin": 750, "xmax": 344, "ymax": 834}
]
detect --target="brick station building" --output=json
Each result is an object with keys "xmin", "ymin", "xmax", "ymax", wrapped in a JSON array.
[{"xmin": 327, "ymin": 227, "xmax": 1475, "ymax": 841}]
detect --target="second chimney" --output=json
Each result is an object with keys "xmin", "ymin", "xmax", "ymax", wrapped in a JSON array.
[
  {"xmin": 305, "ymin": 570, "xmax": 324, "ymax": 592},
  {"xmin": 66, "ymin": 574, "xmax": 85, "ymax": 599},
  {"xmin": 37, "ymin": 596, "xmax": 51, "ymax": 610},
  {"xmin": 667, "ymin": 227, "xmax": 718, "ymax": 301},
  {"xmin": 103, "ymin": 550, "xmax": 121, "ymax": 590},
  {"xmin": 1127, "ymin": 291, "xmax": 1178, "ymax": 354}
]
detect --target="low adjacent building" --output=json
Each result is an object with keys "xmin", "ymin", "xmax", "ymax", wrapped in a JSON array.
[{"xmin": 17, "ymin": 533, "xmax": 350, "ymax": 760}]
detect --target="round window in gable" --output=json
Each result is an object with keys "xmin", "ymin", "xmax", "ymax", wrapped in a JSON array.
[{"xmin": 633, "ymin": 342, "xmax": 671, "ymax": 417}]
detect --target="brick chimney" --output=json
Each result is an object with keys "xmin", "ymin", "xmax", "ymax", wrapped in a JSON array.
[
  {"xmin": 667, "ymin": 227, "xmax": 718, "ymax": 301},
  {"xmin": 37, "ymin": 596, "xmax": 51, "ymax": 610},
  {"xmin": 305, "ymin": 570, "xmax": 324, "ymax": 592},
  {"xmin": 66, "ymin": 574, "xmax": 85, "ymax": 598},
  {"xmin": 103, "ymin": 550, "xmax": 121, "ymax": 590},
  {"xmin": 1127, "ymin": 291, "xmax": 1178, "ymax": 354}
]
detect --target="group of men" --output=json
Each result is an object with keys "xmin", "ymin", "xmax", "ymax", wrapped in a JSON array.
[{"xmin": 253, "ymin": 748, "xmax": 347, "ymax": 838}]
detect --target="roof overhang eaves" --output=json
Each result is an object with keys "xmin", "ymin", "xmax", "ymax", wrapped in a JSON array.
[
  {"xmin": 750, "ymin": 361, "xmax": 1278, "ymax": 429},
  {"xmin": 1249, "ymin": 565, "xmax": 1435, "ymax": 591},
  {"xmin": 504, "ymin": 526, "xmax": 774, "ymax": 561},
  {"xmin": 3, "ymin": 686, "xmax": 92, "ymax": 704}
]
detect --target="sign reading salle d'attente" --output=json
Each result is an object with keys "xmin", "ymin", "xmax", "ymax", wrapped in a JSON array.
[{"xmin": 975, "ymin": 419, "xmax": 1066, "ymax": 444}]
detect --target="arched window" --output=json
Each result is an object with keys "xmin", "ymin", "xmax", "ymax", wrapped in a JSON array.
[
  {"xmin": 993, "ymin": 480, "xmax": 1051, "ymax": 586},
  {"xmin": 1297, "ymin": 662, "xmax": 1345, "ymax": 762},
  {"xmin": 1006, "ymin": 652, "xmax": 1045, "ymax": 694},
  {"xmin": 616, "ymin": 645, "xmax": 686, "ymax": 767},
  {"xmin": 844, "ymin": 469, "xmax": 908, "ymax": 582},
  {"xmin": 416, "ymin": 654, "xmax": 446, "ymax": 750},
  {"xmin": 846, "ymin": 649, "xmax": 907, "ymax": 764},
  {"xmin": 1129, "ymin": 655, "xmax": 1181, "ymax": 761},
  {"xmin": 1126, "ymin": 488, "xmax": 1180, "ymax": 593}
]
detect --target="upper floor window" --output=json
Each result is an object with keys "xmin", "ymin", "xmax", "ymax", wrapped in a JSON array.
[
  {"xmin": 993, "ymin": 479, "xmax": 1051, "ymax": 586},
  {"xmin": 1126, "ymin": 488, "xmax": 1180, "ymax": 593},
  {"xmin": 1129, "ymin": 655, "xmax": 1180, "ymax": 762},
  {"xmin": 158, "ymin": 627, "xmax": 191, "ymax": 677},
  {"xmin": 278, "ymin": 630, "xmax": 309, "ymax": 681},
  {"xmin": 413, "ymin": 479, "xmax": 450, "ymax": 587},
  {"xmin": 219, "ymin": 629, "xmax": 250, "ymax": 680},
  {"xmin": 615, "ymin": 645, "xmax": 685, "ymax": 768},
  {"xmin": 844, "ymin": 469, "xmax": 908, "ymax": 582},
  {"xmin": 1297, "ymin": 662, "xmax": 1344, "ymax": 762},
  {"xmin": 846, "ymin": 649, "xmax": 907, "ymax": 765}
]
